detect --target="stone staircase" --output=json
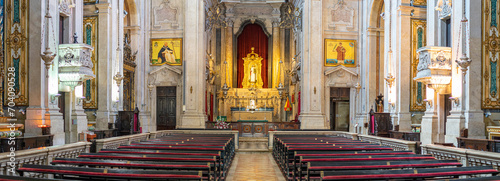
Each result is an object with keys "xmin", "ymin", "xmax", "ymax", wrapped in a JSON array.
[{"xmin": 237, "ymin": 137, "xmax": 269, "ymax": 152}]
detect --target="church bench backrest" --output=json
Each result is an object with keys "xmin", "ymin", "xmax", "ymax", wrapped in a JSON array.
[
  {"xmin": 17, "ymin": 164, "xmax": 203, "ymax": 180},
  {"xmin": 320, "ymin": 166, "xmax": 498, "ymax": 181},
  {"xmin": 100, "ymin": 149, "xmax": 221, "ymax": 156}
]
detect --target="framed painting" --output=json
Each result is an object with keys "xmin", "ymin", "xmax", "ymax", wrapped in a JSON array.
[
  {"xmin": 325, "ymin": 39, "xmax": 356, "ymax": 67},
  {"xmin": 151, "ymin": 38, "xmax": 183, "ymax": 66}
]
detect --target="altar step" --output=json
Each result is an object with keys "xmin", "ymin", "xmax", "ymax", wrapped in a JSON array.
[{"xmin": 238, "ymin": 137, "xmax": 269, "ymax": 152}]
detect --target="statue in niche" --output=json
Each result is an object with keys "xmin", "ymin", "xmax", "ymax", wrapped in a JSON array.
[{"xmin": 242, "ymin": 47, "xmax": 264, "ymax": 89}]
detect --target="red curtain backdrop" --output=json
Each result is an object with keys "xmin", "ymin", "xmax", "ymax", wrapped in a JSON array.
[{"xmin": 237, "ymin": 24, "xmax": 268, "ymax": 88}]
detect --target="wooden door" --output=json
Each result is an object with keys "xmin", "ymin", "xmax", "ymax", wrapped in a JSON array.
[
  {"xmin": 444, "ymin": 94, "xmax": 452, "ymax": 135},
  {"xmin": 330, "ymin": 98, "xmax": 335, "ymax": 130},
  {"xmin": 157, "ymin": 87, "xmax": 176, "ymax": 130}
]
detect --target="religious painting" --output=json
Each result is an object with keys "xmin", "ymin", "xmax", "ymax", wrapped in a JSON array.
[
  {"xmin": 325, "ymin": 39, "xmax": 356, "ymax": 67},
  {"xmin": 482, "ymin": 0, "xmax": 500, "ymax": 109},
  {"xmin": 151, "ymin": 38, "xmax": 182, "ymax": 66},
  {"xmin": 410, "ymin": 19, "xmax": 426, "ymax": 112}
]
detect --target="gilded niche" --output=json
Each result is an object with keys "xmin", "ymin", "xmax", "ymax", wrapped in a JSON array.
[{"xmin": 242, "ymin": 48, "xmax": 264, "ymax": 89}]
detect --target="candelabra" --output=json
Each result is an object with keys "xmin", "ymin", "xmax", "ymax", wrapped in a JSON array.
[
  {"xmin": 385, "ymin": 74, "xmax": 395, "ymax": 88},
  {"xmin": 41, "ymin": 1, "xmax": 56, "ymax": 76},
  {"xmin": 221, "ymin": 83, "xmax": 230, "ymax": 98},
  {"xmin": 113, "ymin": 73, "xmax": 124, "ymax": 87}
]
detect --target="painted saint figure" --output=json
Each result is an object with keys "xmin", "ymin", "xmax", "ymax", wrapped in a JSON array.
[
  {"xmin": 158, "ymin": 42, "xmax": 176, "ymax": 64},
  {"xmin": 335, "ymin": 42, "xmax": 346, "ymax": 63}
]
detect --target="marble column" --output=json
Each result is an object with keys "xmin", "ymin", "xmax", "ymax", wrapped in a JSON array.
[
  {"xmin": 25, "ymin": 0, "xmax": 46, "ymax": 137},
  {"xmin": 446, "ymin": 0, "xmax": 466, "ymax": 145},
  {"xmin": 420, "ymin": 89, "xmax": 440, "ymax": 145},
  {"xmin": 272, "ymin": 21, "xmax": 281, "ymax": 88},
  {"xmin": 298, "ymin": 0, "xmax": 325, "ymax": 129},
  {"xmin": 95, "ymin": 3, "xmax": 112, "ymax": 130},
  {"xmin": 72, "ymin": 86, "xmax": 87, "ymax": 142},
  {"xmin": 137, "ymin": 0, "xmax": 152, "ymax": 132},
  {"xmin": 419, "ymin": 0, "xmax": 441, "ymax": 145},
  {"xmin": 180, "ymin": 0, "xmax": 207, "ymax": 128},
  {"xmin": 393, "ymin": 4, "xmax": 413, "ymax": 132},
  {"xmin": 464, "ymin": 0, "xmax": 485, "ymax": 139},
  {"xmin": 224, "ymin": 21, "xmax": 233, "ymax": 88}
]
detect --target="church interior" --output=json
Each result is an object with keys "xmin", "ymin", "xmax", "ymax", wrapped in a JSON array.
[{"xmin": 3, "ymin": 0, "xmax": 500, "ymax": 180}]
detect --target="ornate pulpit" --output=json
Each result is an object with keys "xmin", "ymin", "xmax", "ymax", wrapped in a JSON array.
[{"xmin": 242, "ymin": 47, "xmax": 264, "ymax": 89}]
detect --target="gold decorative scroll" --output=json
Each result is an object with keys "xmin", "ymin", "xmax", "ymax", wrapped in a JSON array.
[
  {"xmin": 410, "ymin": 19, "xmax": 426, "ymax": 112},
  {"xmin": 412, "ymin": 0, "xmax": 426, "ymax": 6},
  {"xmin": 83, "ymin": 16, "xmax": 98, "ymax": 109},
  {"xmin": 482, "ymin": 0, "xmax": 500, "ymax": 109},
  {"xmin": 4, "ymin": 0, "xmax": 29, "ymax": 106},
  {"xmin": 242, "ymin": 47, "xmax": 264, "ymax": 89}
]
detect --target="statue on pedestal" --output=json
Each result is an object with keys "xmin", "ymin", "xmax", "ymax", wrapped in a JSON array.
[{"xmin": 242, "ymin": 47, "xmax": 264, "ymax": 89}]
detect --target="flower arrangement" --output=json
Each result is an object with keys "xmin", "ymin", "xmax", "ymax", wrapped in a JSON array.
[{"xmin": 213, "ymin": 117, "xmax": 230, "ymax": 129}]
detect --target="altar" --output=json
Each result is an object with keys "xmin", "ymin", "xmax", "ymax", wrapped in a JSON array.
[
  {"xmin": 231, "ymin": 108, "xmax": 274, "ymax": 122},
  {"xmin": 216, "ymin": 47, "xmax": 289, "ymax": 122}
]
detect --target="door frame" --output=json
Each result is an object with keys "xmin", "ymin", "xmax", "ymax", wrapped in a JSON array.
[
  {"xmin": 150, "ymin": 83, "xmax": 182, "ymax": 132},
  {"xmin": 156, "ymin": 86, "xmax": 177, "ymax": 130},
  {"xmin": 326, "ymin": 87, "xmax": 355, "ymax": 131}
]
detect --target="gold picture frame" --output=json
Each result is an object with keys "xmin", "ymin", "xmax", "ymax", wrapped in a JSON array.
[
  {"xmin": 83, "ymin": 16, "xmax": 98, "ymax": 109},
  {"xmin": 324, "ymin": 39, "xmax": 356, "ymax": 67},
  {"xmin": 410, "ymin": 19, "xmax": 427, "ymax": 112},
  {"xmin": 151, "ymin": 38, "xmax": 183, "ymax": 66}
]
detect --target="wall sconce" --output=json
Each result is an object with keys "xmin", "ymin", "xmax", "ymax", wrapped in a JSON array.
[
  {"xmin": 50, "ymin": 93, "xmax": 61, "ymax": 105},
  {"xmin": 485, "ymin": 111, "xmax": 492, "ymax": 118},
  {"xmin": 277, "ymin": 83, "xmax": 285, "ymax": 98},
  {"xmin": 449, "ymin": 97, "xmax": 460, "ymax": 107},
  {"xmin": 388, "ymin": 101, "xmax": 395, "ymax": 110},
  {"xmin": 77, "ymin": 96, "xmax": 85, "ymax": 106},
  {"xmin": 221, "ymin": 83, "xmax": 230, "ymax": 98},
  {"xmin": 423, "ymin": 99, "xmax": 433, "ymax": 109},
  {"xmin": 354, "ymin": 83, "xmax": 361, "ymax": 94}
]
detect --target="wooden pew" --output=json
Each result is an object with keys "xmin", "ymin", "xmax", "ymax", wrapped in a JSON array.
[
  {"xmin": 306, "ymin": 160, "xmax": 462, "ymax": 180},
  {"xmin": 52, "ymin": 158, "xmax": 214, "ymax": 181},
  {"xmin": 0, "ymin": 175, "xmax": 71, "ymax": 181},
  {"xmin": 319, "ymin": 166, "xmax": 498, "ymax": 181},
  {"xmin": 17, "ymin": 164, "xmax": 204, "ymax": 181}
]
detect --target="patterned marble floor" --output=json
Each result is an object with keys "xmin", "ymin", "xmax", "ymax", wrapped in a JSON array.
[{"xmin": 226, "ymin": 152, "xmax": 286, "ymax": 181}]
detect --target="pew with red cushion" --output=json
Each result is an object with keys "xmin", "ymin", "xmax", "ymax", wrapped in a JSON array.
[
  {"xmin": 319, "ymin": 166, "xmax": 498, "ymax": 181},
  {"xmin": 0, "ymin": 175, "xmax": 70, "ymax": 181},
  {"xmin": 304, "ymin": 159, "xmax": 462, "ymax": 180},
  {"xmin": 17, "ymin": 164, "xmax": 204, "ymax": 181},
  {"xmin": 51, "ymin": 158, "xmax": 215, "ymax": 180}
]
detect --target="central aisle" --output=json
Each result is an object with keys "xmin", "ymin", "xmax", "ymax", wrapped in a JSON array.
[{"xmin": 226, "ymin": 152, "xmax": 286, "ymax": 181}]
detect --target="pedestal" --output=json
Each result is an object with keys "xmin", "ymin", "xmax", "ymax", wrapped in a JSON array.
[
  {"xmin": 47, "ymin": 108, "xmax": 65, "ymax": 145},
  {"xmin": 299, "ymin": 113, "xmax": 325, "ymax": 129},
  {"xmin": 445, "ymin": 111, "xmax": 465, "ymax": 146},
  {"xmin": 421, "ymin": 112, "xmax": 439, "ymax": 145}
]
